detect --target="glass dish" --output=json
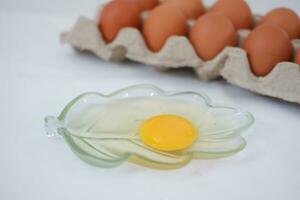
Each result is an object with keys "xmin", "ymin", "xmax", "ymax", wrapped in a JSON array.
[{"xmin": 44, "ymin": 84, "xmax": 254, "ymax": 169}]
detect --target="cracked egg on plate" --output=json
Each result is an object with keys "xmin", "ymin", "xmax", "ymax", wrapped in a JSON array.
[{"xmin": 44, "ymin": 85, "xmax": 254, "ymax": 169}]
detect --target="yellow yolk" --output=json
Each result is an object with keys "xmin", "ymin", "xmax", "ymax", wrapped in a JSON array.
[{"xmin": 139, "ymin": 114, "xmax": 197, "ymax": 151}]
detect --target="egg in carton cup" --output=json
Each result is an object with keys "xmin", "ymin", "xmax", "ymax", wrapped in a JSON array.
[{"xmin": 61, "ymin": 5, "xmax": 300, "ymax": 104}]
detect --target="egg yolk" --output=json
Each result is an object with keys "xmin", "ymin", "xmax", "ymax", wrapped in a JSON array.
[{"xmin": 139, "ymin": 115, "xmax": 197, "ymax": 151}]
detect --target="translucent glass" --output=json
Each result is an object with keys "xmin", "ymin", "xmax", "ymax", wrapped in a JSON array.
[{"xmin": 44, "ymin": 85, "xmax": 254, "ymax": 169}]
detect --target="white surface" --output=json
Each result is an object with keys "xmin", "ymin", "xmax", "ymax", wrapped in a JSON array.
[{"xmin": 1, "ymin": 0, "xmax": 300, "ymax": 199}]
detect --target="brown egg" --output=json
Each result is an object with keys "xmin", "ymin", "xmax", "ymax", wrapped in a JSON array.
[
  {"xmin": 295, "ymin": 49, "xmax": 300, "ymax": 65},
  {"xmin": 243, "ymin": 24, "xmax": 292, "ymax": 76},
  {"xmin": 162, "ymin": 0, "xmax": 205, "ymax": 19},
  {"xmin": 189, "ymin": 13, "xmax": 237, "ymax": 60},
  {"xmin": 124, "ymin": 0, "xmax": 160, "ymax": 11},
  {"xmin": 210, "ymin": 0, "xmax": 253, "ymax": 29},
  {"xmin": 143, "ymin": 5, "xmax": 188, "ymax": 52},
  {"xmin": 99, "ymin": 0, "xmax": 141, "ymax": 43},
  {"xmin": 260, "ymin": 8, "xmax": 300, "ymax": 39}
]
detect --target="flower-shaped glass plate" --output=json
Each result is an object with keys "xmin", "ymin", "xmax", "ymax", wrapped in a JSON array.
[{"xmin": 45, "ymin": 85, "xmax": 254, "ymax": 169}]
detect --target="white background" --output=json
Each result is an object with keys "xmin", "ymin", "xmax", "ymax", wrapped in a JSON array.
[{"xmin": 1, "ymin": 0, "xmax": 300, "ymax": 199}]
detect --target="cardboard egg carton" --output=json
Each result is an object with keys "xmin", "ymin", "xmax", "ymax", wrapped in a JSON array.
[{"xmin": 61, "ymin": 14, "xmax": 300, "ymax": 104}]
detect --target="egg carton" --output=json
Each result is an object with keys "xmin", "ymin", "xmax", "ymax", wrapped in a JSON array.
[{"xmin": 61, "ymin": 14, "xmax": 300, "ymax": 104}]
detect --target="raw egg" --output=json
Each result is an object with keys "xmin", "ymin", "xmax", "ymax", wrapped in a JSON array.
[
  {"xmin": 189, "ymin": 13, "xmax": 237, "ymax": 60},
  {"xmin": 295, "ymin": 49, "xmax": 300, "ymax": 65},
  {"xmin": 260, "ymin": 8, "xmax": 300, "ymax": 39},
  {"xmin": 243, "ymin": 24, "xmax": 293, "ymax": 76},
  {"xmin": 143, "ymin": 5, "xmax": 188, "ymax": 52},
  {"xmin": 59, "ymin": 88, "xmax": 252, "ymax": 169},
  {"xmin": 99, "ymin": 0, "xmax": 141, "ymax": 43},
  {"xmin": 124, "ymin": 0, "xmax": 160, "ymax": 11},
  {"xmin": 162, "ymin": 0, "xmax": 205, "ymax": 19},
  {"xmin": 139, "ymin": 114, "xmax": 197, "ymax": 151},
  {"xmin": 210, "ymin": 0, "xmax": 253, "ymax": 29}
]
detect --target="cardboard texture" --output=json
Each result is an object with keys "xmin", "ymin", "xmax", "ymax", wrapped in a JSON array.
[{"xmin": 61, "ymin": 15, "xmax": 300, "ymax": 104}]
